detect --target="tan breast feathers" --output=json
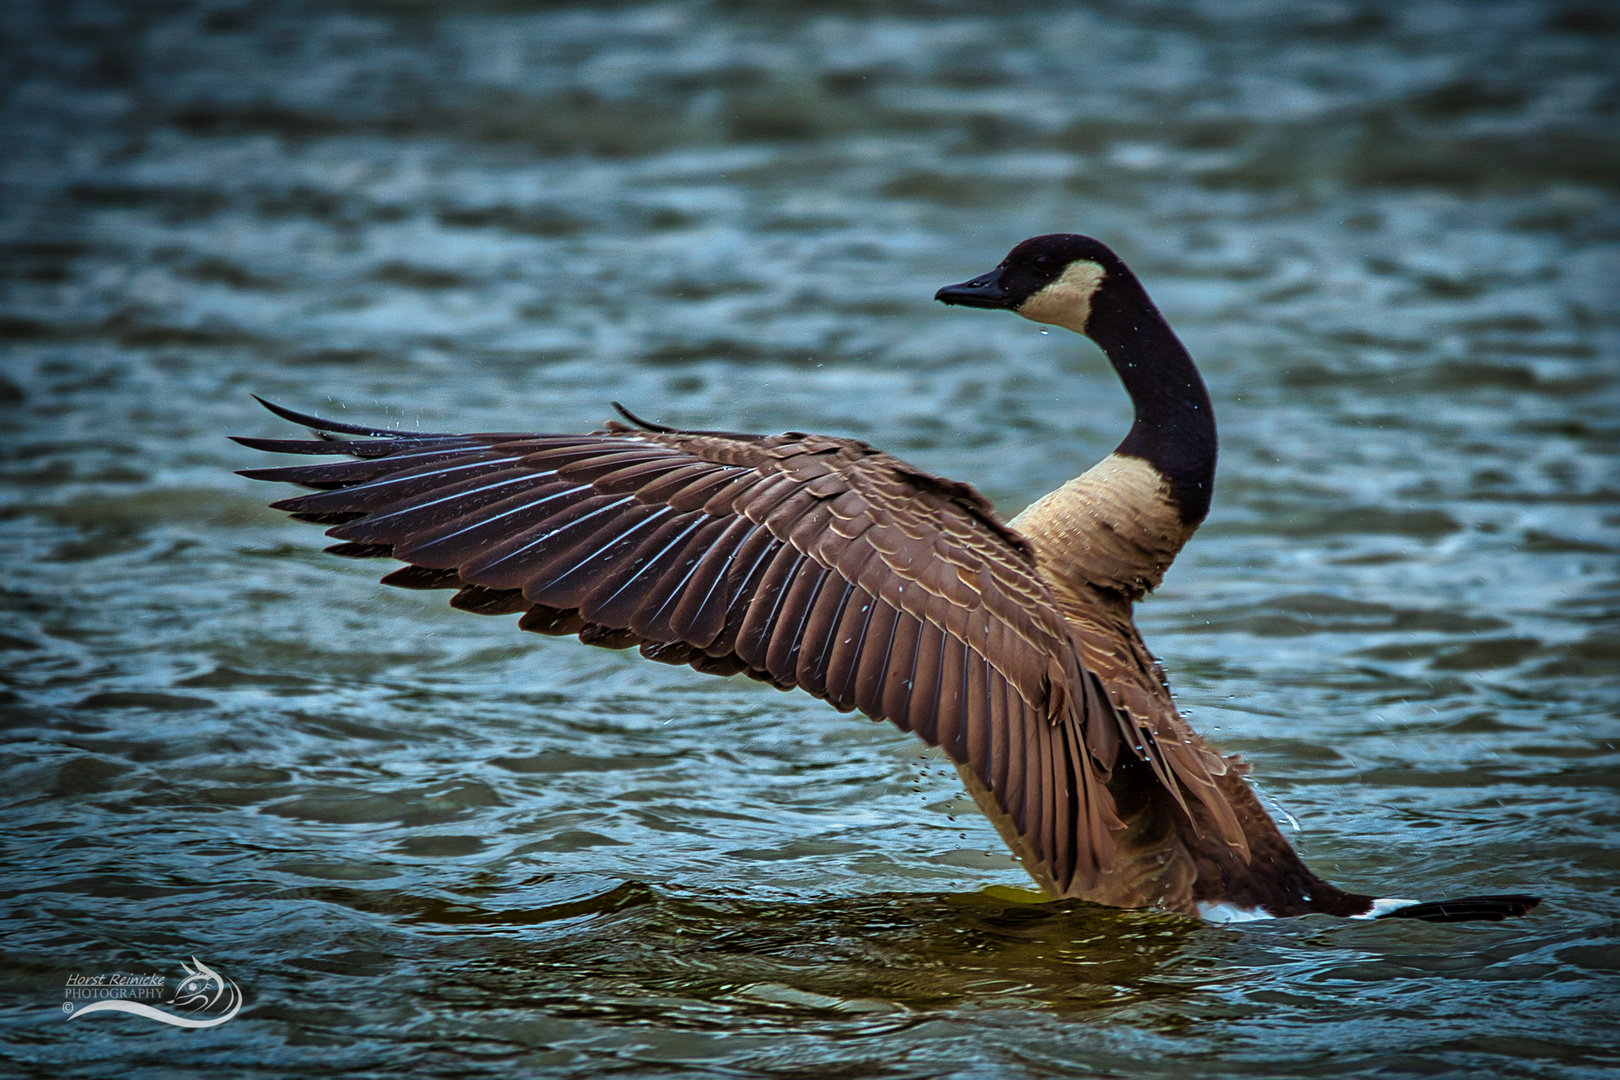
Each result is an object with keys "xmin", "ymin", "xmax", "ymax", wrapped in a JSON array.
[
  {"xmin": 1009, "ymin": 452, "xmax": 1194, "ymax": 605},
  {"xmin": 1009, "ymin": 450, "xmax": 1245, "ymax": 886}
]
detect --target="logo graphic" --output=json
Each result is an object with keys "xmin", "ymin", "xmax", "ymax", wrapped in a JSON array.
[{"xmin": 64, "ymin": 956, "xmax": 242, "ymax": 1029}]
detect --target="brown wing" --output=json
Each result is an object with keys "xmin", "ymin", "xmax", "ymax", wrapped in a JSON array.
[{"xmin": 236, "ymin": 400, "xmax": 1123, "ymax": 891}]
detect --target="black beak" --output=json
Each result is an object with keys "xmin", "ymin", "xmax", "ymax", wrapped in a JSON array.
[{"xmin": 934, "ymin": 268, "xmax": 1012, "ymax": 309}]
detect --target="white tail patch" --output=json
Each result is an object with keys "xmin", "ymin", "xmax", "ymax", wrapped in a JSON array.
[
  {"xmin": 1196, "ymin": 901, "xmax": 1275, "ymax": 924},
  {"xmin": 1351, "ymin": 897, "xmax": 1418, "ymax": 920}
]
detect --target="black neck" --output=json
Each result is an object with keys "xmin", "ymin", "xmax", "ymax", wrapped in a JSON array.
[{"xmin": 1084, "ymin": 276, "xmax": 1217, "ymax": 525}]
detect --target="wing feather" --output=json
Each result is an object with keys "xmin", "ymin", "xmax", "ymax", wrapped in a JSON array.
[
  {"xmin": 826, "ymin": 587, "xmax": 878, "ymax": 707},
  {"xmin": 797, "ymin": 579, "xmax": 856, "ymax": 697},
  {"xmin": 852, "ymin": 600, "xmax": 900, "ymax": 718},
  {"xmin": 579, "ymin": 510, "xmax": 698, "ymax": 624},
  {"xmin": 526, "ymin": 503, "xmax": 676, "ymax": 608},
  {"xmin": 766, "ymin": 561, "xmax": 830, "ymax": 677},
  {"xmin": 384, "ymin": 483, "xmax": 589, "ymax": 564},
  {"xmin": 907, "ymin": 621, "xmax": 946, "ymax": 748},
  {"xmin": 931, "ymin": 630, "xmax": 966, "ymax": 755},
  {"xmin": 881, "ymin": 614, "xmax": 924, "ymax": 732},
  {"xmin": 666, "ymin": 516, "xmax": 758, "ymax": 645},
  {"xmin": 463, "ymin": 494, "xmax": 638, "ymax": 587},
  {"xmin": 634, "ymin": 515, "xmax": 737, "ymax": 641},
  {"xmin": 737, "ymin": 546, "xmax": 806, "ymax": 669}
]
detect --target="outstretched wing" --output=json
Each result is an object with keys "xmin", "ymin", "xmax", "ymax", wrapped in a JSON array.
[{"xmin": 237, "ymin": 400, "xmax": 1123, "ymax": 891}]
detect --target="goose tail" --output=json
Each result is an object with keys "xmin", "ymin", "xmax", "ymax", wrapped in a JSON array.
[
  {"xmin": 1351, "ymin": 894, "xmax": 1541, "ymax": 924},
  {"xmin": 1196, "ymin": 891, "xmax": 1542, "ymax": 924}
]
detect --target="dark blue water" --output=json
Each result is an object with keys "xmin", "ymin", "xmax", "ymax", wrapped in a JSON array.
[{"xmin": 1, "ymin": 1, "xmax": 1616, "ymax": 1077}]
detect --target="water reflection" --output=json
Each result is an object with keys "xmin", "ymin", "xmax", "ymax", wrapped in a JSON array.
[{"xmin": 462, "ymin": 888, "xmax": 1196, "ymax": 1023}]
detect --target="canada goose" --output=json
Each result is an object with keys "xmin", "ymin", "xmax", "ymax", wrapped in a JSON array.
[{"xmin": 238, "ymin": 233, "xmax": 1539, "ymax": 924}]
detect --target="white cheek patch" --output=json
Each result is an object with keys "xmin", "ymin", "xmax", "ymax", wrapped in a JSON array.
[
  {"xmin": 1351, "ymin": 897, "xmax": 1418, "ymax": 920},
  {"xmin": 1196, "ymin": 901, "xmax": 1276, "ymax": 924},
  {"xmin": 1014, "ymin": 259, "xmax": 1107, "ymax": 332}
]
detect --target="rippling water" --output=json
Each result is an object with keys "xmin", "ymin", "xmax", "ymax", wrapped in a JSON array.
[{"xmin": 2, "ymin": 1, "xmax": 1616, "ymax": 1076}]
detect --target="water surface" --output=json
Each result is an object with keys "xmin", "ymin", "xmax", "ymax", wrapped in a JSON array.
[{"xmin": 1, "ymin": 1, "xmax": 1617, "ymax": 1077}]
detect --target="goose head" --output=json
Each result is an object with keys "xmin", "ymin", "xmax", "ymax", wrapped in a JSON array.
[
  {"xmin": 935, "ymin": 233, "xmax": 1217, "ymax": 527},
  {"xmin": 933, "ymin": 233, "xmax": 1127, "ymax": 336}
]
